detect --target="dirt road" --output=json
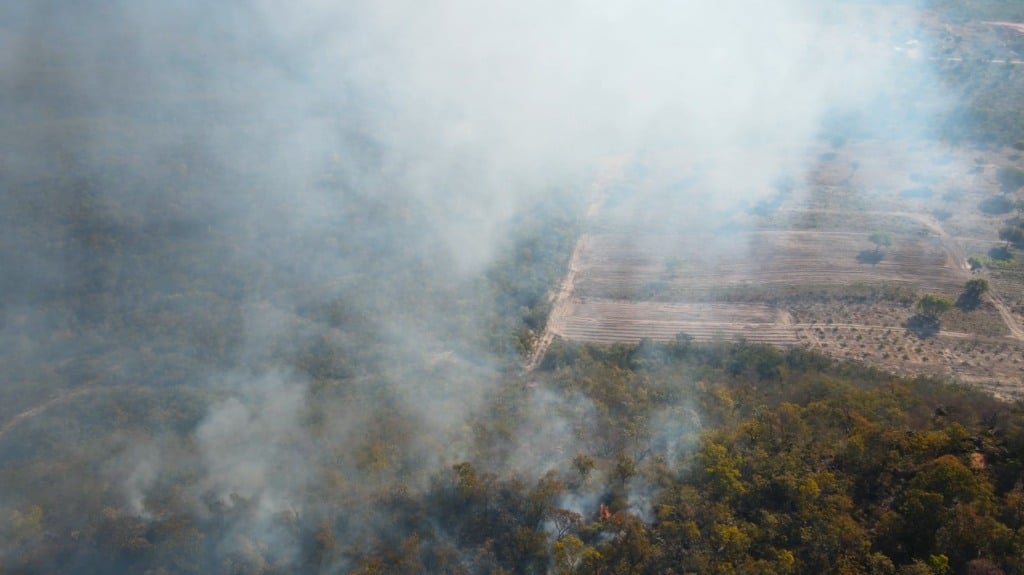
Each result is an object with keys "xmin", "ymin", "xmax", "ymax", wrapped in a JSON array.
[
  {"xmin": 526, "ymin": 160, "xmax": 625, "ymax": 370},
  {"xmin": 782, "ymin": 208, "xmax": 1024, "ymax": 341},
  {"xmin": 526, "ymin": 237, "xmax": 587, "ymax": 370},
  {"xmin": 0, "ymin": 385, "xmax": 138, "ymax": 442},
  {"xmin": 0, "ymin": 387, "xmax": 94, "ymax": 441}
]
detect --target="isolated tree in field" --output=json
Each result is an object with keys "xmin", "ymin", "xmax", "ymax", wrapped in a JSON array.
[
  {"xmin": 916, "ymin": 294, "xmax": 954, "ymax": 319},
  {"xmin": 869, "ymin": 232, "xmax": 892, "ymax": 253},
  {"xmin": 998, "ymin": 225, "xmax": 1024, "ymax": 248},
  {"xmin": 957, "ymin": 278, "xmax": 990, "ymax": 310},
  {"xmin": 963, "ymin": 278, "xmax": 989, "ymax": 299}
]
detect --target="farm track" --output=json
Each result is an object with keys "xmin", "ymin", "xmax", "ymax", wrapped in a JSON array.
[
  {"xmin": 781, "ymin": 208, "xmax": 1024, "ymax": 340},
  {"xmin": 0, "ymin": 386, "xmax": 130, "ymax": 442},
  {"xmin": 540, "ymin": 192, "xmax": 1024, "ymax": 395},
  {"xmin": 526, "ymin": 236, "xmax": 589, "ymax": 370},
  {"xmin": 988, "ymin": 291, "xmax": 1024, "ymax": 340},
  {"xmin": 526, "ymin": 160, "xmax": 626, "ymax": 370},
  {"xmin": 585, "ymin": 208, "xmax": 1024, "ymax": 343}
]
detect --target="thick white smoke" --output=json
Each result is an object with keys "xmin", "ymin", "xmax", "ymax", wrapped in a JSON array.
[{"xmin": 0, "ymin": 0, "xmax": 952, "ymax": 568}]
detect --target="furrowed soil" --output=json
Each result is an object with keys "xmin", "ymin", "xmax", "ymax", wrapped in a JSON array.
[{"xmin": 540, "ymin": 141, "xmax": 1024, "ymax": 399}]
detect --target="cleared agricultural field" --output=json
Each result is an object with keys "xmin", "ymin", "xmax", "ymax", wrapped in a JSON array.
[
  {"xmin": 555, "ymin": 300, "xmax": 798, "ymax": 346},
  {"xmin": 543, "ymin": 141, "xmax": 1024, "ymax": 397},
  {"xmin": 575, "ymin": 229, "xmax": 963, "ymax": 301}
]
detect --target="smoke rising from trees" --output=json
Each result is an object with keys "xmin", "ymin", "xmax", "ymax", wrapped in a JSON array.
[{"xmin": 0, "ymin": 0, "xmax": 960, "ymax": 571}]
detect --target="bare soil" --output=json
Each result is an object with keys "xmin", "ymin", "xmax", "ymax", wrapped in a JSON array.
[{"xmin": 542, "ymin": 141, "xmax": 1024, "ymax": 398}]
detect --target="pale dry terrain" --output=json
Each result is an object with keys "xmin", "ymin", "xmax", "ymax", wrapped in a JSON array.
[{"xmin": 542, "ymin": 140, "xmax": 1024, "ymax": 398}]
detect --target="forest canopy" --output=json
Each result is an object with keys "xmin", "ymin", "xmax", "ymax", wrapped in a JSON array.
[{"xmin": 5, "ymin": 337, "xmax": 1024, "ymax": 574}]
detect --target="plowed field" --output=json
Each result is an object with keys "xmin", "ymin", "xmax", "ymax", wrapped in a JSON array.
[{"xmin": 540, "ymin": 142, "xmax": 1024, "ymax": 398}]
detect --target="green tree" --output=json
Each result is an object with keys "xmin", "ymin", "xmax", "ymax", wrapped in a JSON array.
[
  {"xmin": 9, "ymin": 505, "xmax": 44, "ymax": 544},
  {"xmin": 699, "ymin": 441, "xmax": 746, "ymax": 500},
  {"xmin": 915, "ymin": 294, "xmax": 954, "ymax": 319},
  {"xmin": 998, "ymin": 226, "xmax": 1024, "ymax": 248},
  {"xmin": 572, "ymin": 452, "xmax": 596, "ymax": 480},
  {"xmin": 963, "ymin": 279, "xmax": 989, "ymax": 298},
  {"xmin": 870, "ymin": 232, "xmax": 893, "ymax": 253},
  {"xmin": 552, "ymin": 535, "xmax": 589, "ymax": 575},
  {"xmin": 958, "ymin": 279, "xmax": 990, "ymax": 310}
]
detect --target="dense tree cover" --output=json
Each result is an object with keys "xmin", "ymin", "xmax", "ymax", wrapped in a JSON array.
[
  {"xmin": 480, "ymin": 203, "xmax": 582, "ymax": 360},
  {"xmin": 347, "ymin": 342, "xmax": 1024, "ymax": 575},
  {"xmin": 0, "ymin": 121, "xmax": 586, "ymax": 574},
  {"xmin": 5, "ymin": 336, "xmax": 1024, "ymax": 574}
]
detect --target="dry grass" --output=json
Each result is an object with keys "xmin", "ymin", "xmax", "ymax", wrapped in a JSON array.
[{"xmin": 548, "ymin": 140, "xmax": 1024, "ymax": 398}]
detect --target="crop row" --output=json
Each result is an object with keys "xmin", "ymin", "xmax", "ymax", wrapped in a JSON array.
[
  {"xmin": 554, "ymin": 299, "xmax": 800, "ymax": 345},
  {"xmin": 575, "ymin": 231, "xmax": 963, "ymax": 299}
]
